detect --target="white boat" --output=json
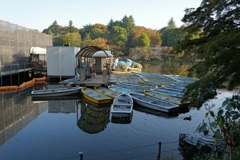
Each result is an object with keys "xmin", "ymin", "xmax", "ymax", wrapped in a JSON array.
[
  {"xmin": 111, "ymin": 94, "xmax": 133, "ymax": 118},
  {"xmin": 130, "ymin": 92, "xmax": 179, "ymax": 113},
  {"xmin": 31, "ymin": 86, "xmax": 82, "ymax": 98}
]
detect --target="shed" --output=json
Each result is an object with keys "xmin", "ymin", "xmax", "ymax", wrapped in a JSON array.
[
  {"xmin": 47, "ymin": 46, "xmax": 80, "ymax": 79},
  {"xmin": 76, "ymin": 46, "xmax": 113, "ymax": 82}
]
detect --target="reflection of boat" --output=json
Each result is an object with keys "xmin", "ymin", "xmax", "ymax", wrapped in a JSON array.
[
  {"xmin": 32, "ymin": 95, "xmax": 81, "ymax": 101},
  {"xmin": 144, "ymin": 89, "xmax": 182, "ymax": 105},
  {"xmin": 94, "ymin": 86, "xmax": 121, "ymax": 99},
  {"xmin": 133, "ymin": 104, "xmax": 179, "ymax": 117},
  {"xmin": 77, "ymin": 102, "xmax": 110, "ymax": 134},
  {"xmin": 31, "ymin": 86, "xmax": 82, "ymax": 98},
  {"xmin": 130, "ymin": 92, "xmax": 179, "ymax": 113},
  {"xmin": 81, "ymin": 87, "xmax": 112, "ymax": 104},
  {"xmin": 111, "ymin": 112, "xmax": 133, "ymax": 124},
  {"xmin": 111, "ymin": 94, "xmax": 133, "ymax": 118}
]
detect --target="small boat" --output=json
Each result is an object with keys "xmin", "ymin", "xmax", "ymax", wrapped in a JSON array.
[
  {"xmin": 144, "ymin": 89, "xmax": 182, "ymax": 105},
  {"xmin": 81, "ymin": 87, "xmax": 112, "ymax": 104},
  {"xmin": 31, "ymin": 86, "xmax": 82, "ymax": 98},
  {"xmin": 111, "ymin": 94, "xmax": 133, "ymax": 118},
  {"xmin": 94, "ymin": 86, "xmax": 121, "ymax": 99},
  {"xmin": 130, "ymin": 92, "xmax": 179, "ymax": 113},
  {"xmin": 110, "ymin": 84, "xmax": 145, "ymax": 93},
  {"xmin": 152, "ymin": 88, "xmax": 184, "ymax": 98},
  {"xmin": 108, "ymin": 86, "xmax": 131, "ymax": 94}
]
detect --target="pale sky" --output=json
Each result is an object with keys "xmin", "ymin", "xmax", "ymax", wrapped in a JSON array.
[{"xmin": 1, "ymin": 0, "xmax": 202, "ymax": 32}]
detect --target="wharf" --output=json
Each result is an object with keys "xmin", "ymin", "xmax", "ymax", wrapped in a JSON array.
[{"xmin": 78, "ymin": 74, "xmax": 109, "ymax": 87}]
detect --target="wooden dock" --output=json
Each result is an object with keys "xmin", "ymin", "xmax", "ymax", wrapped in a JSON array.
[{"xmin": 78, "ymin": 74, "xmax": 109, "ymax": 87}]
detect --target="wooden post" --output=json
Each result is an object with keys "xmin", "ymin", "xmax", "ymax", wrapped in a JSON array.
[
  {"xmin": 157, "ymin": 142, "xmax": 162, "ymax": 160},
  {"xmin": 79, "ymin": 152, "xmax": 83, "ymax": 160}
]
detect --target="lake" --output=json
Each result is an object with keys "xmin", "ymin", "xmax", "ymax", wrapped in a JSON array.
[{"xmin": 0, "ymin": 63, "xmax": 236, "ymax": 160}]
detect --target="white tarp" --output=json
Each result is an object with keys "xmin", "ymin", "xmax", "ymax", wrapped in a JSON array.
[{"xmin": 30, "ymin": 47, "xmax": 46, "ymax": 55}]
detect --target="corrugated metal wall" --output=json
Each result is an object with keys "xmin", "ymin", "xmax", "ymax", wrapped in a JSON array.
[{"xmin": 0, "ymin": 20, "xmax": 52, "ymax": 66}]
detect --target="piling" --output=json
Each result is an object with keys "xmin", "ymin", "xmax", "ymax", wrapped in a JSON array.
[{"xmin": 157, "ymin": 141, "xmax": 162, "ymax": 160}]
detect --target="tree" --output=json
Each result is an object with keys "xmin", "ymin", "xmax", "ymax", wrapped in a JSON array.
[
  {"xmin": 121, "ymin": 15, "xmax": 135, "ymax": 37},
  {"xmin": 160, "ymin": 27, "xmax": 185, "ymax": 47},
  {"xmin": 176, "ymin": 0, "xmax": 240, "ymax": 106},
  {"xmin": 167, "ymin": 17, "xmax": 176, "ymax": 28},
  {"xmin": 109, "ymin": 26, "xmax": 127, "ymax": 47},
  {"xmin": 88, "ymin": 38, "xmax": 109, "ymax": 50},
  {"xmin": 62, "ymin": 32, "xmax": 81, "ymax": 47},
  {"xmin": 137, "ymin": 32, "xmax": 151, "ymax": 47},
  {"xmin": 177, "ymin": 1, "xmax": 240, "ymax": 158}
]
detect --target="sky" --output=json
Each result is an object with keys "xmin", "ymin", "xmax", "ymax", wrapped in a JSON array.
[{"xmin": 1, "ymin": 0, "xmax": 202, "ymax": 32}]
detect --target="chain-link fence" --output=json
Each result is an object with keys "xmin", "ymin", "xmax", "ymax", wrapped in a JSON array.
[{"xmin": 0, "ymin": 20, "xmax": 52, "ymax": 73}]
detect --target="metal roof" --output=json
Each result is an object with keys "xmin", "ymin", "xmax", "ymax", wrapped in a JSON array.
[{"xmin": 76, "ymin": 46, "xmax": 110, "ymax": 58}]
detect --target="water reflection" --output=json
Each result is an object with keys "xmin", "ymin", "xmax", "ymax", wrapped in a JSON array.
[
  {"xmin": 111, "ymin": 113, "xmax": 133, "ymax": 124},
  {"xmin": 77, "ymin": 100, "xmax": 110, "ymax": 134},
  {"xmin": 0, "ymin": 87, "xmax": 47, "ymax": 146},
  {"xmin": 142, "ymin": 62, "xmax": 192, "ymax": 76}
]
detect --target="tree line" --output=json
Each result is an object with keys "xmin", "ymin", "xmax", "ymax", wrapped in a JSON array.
[{"xmin": 42, "ymin": 16, "xmax": 185, "ymax": 57}]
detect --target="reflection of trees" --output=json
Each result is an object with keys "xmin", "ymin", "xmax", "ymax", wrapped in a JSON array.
[
  {"xmin": 0, "ymin": 87, "xmax": 47, "ymax": 146},
  {"xmin": 142, "ymin": 62, "xmax": 191, "ymax": 76},
  {"xmin": 77, "ymin": 101, "xmax": 110, "ymax": 134}
]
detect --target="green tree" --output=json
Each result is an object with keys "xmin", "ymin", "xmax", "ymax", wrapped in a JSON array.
[
  {"xmin": 177, "ymin": 0, "xmax": 240, "ymax": 106},
  {"xmin": 137, "ymin": 32, "xmax": 151, "ymax": 47},
  {"xmin": 48, "ymin": 20, "xmax": 62, "ymax": 36},
  {"xmin": 121, "ymin": 15, "xmax": 135, "ymax": 37},
  {"xmin": 62, "ymin": 32, "xmax": 81, "ymax": 47},
  {"xmin": 109, "ymin": 26, "xmax": 127, "ymax": 47},
  {"xmin": 167, "ymin": 17, "xmax": 176, "ymax": 28},
  {"xmin": 160, "ymin": 27, "xmax": 185, "ymax": 47},
  {"xmin": 82, "ymin": 33, "xmax": 92, "ymax": 47}
]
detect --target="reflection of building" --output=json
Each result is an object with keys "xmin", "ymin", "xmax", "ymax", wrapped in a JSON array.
[
  {"xmin": 77, "ymin": 101, "xmax": 110, "ymax": 134},
  {"xmin": 0, "ymin": 88, "xmax": 47, "ymax": 146},
  {"xmin": 48, "ymin": 100, "xmax": 78, "ymax": 113}
]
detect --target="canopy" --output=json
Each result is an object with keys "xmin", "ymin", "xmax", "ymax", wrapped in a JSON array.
[
  {"xmin": 76, "ymin": 46, "xmax": 111, "ymax": 58},
  {"xmin": 29, "ymin": 47, "xmax": 46, "ymax": 55},
  {"xmin": 93, "ymin": 51, "xmax": 113, "ymax": 58}
]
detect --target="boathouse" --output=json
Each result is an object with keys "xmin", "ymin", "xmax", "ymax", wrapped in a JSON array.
[{"xmin": 76, "ymin": 46, "xmax": 113, "ymax": 87}]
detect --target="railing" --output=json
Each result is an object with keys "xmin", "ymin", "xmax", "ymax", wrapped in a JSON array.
[{"xmin": 0, "ymin": 63, "xmax": 32, "ymax": 76}]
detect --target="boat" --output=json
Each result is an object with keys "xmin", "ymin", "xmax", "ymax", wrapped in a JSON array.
[
  {"xmin": 144, "ymin": 89, "xmax": 182, "ymax": 105},
  {"xmin": 94, "ymin": 86, "xmax": 121, "ymax": 99},
  {"xmin": 59, "ymin": 73, "xmax": 80, "ymax": 86},
  {"xmin": 109, "ymin": 84, "xmax": 146, "ymax": 93},
  {"xmin": 130, "ymin": 92, "xmax": 179, "ymax": 113},
  {"xmin": 108, "ymin": 86, "xmax": 131, "ymax": 94},
  {"xmin": 111, "ymin": 93, "xmax": 133, "ymax": 118},
  {"xmin": 152, "ymin": 88, "xmax": 184, "ymax": 98},
  {"xmin": 31, "ymin": 86, "xmax": 82, "ymax": 98},
  {"xmin": 81, "ymin": 87, "xmax": 112, "ymax": 104}
]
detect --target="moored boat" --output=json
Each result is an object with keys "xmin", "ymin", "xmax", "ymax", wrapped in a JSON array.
[
  {"xmin": 111, "ymin": 93, "xmax": 133, "ymax": 118},
  {"xmin": 81, "ymin": 87, "xmax": 112, "ymax": 104},
  {"xmin": 144, "ymin": 89, "xmax": 182, "ymax": 105},
  {"xmin": 31, "ymin": 86, "xmax": 82, "ymax": 98},
  {"xmin": 152, "ymin": 88, "xmax": 184, "ymax": 98},
  {"xmin": 94, "ymin": 86, "xmax": 121, "ymax": 99},
  {"xmin": 130, "ymin": 92, "xmax": 179, "ymax": 113}
]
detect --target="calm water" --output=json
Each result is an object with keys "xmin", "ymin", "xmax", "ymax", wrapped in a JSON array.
[{"xmin": 0, "ymin": 63, "xmax": 236, "ymax": 160}]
